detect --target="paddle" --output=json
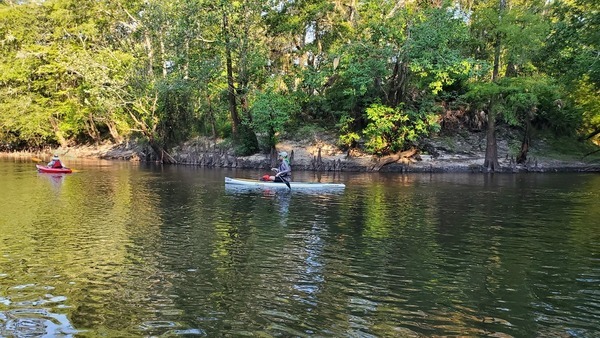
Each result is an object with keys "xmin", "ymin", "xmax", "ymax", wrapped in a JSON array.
[
  {"xmin": 271, "ymin": 167, "xmax": 290, "ymax": 189},
  {"xmin": 279, "ymin": 174, "xmax": 291, "ymax": 190}
]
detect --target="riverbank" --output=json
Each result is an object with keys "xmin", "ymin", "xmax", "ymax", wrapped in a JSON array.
[{"xmin": 3, "ymin": 131, "xmax": 599, "ymax": 173}]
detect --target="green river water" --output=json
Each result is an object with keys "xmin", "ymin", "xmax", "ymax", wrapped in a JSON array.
[{"xmin": 0, "ymin": 158, "xmax": 598, "ymax": 337}]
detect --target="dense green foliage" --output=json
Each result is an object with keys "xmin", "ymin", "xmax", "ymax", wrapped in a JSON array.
[
  {"xmin": 0, "ymin": 0, "xmax": 598, "ymax": 162},
  {"xmin": 360, "ymin": 103, "xmax": 440, "ymax": 154},
  {"xmin": 249, "ymin": 88, "xmax": 300, "ymax": 151}
]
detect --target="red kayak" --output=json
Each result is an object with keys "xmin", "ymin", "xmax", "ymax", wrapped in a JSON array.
[{"xmin": 36, "ymin": 164, "xmax": 73, "ymax": 174}]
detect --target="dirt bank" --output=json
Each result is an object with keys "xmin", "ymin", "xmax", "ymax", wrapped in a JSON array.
[{"xmin": 4, "ymin": 132, "xmax": 599, "ymax": 173}]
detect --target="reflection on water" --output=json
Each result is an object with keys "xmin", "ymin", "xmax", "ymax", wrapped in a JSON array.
[
  {"xmin": 0, "ymin": 160, "xmax": 599, "ymax": 337},
  {"xmin": 1, "ymin": 308, "xmax": 78, "ymax": 337},
  {"xmin": 38, "ymin": 173, "xmax": 67, "ymax": 192}
]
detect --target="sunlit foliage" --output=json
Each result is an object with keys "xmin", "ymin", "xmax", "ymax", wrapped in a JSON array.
[{"xmin": 0, "ymin": 0, "xmax": 597, "ymax": 158}]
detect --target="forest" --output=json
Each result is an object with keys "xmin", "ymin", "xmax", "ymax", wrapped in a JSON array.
[{"xmin": 0, "ymin": 0, "xmax": 598, "ymax": 171}]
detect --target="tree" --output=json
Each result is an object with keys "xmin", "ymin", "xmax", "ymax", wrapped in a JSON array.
[
  {"xmin": 249, "ymin": 89, "xmax": 300, "ymax": 152},
  {"xmin": 543, "ymin": 0, "xmax": 600, "ymax": 143},
  {"xmin": 218, "ymin": 0, "xmax": 273, "ymax": 155},
  {"xmin": 0, "ymin": 0, "xmax": 595, "ymax": 160},
  {"xmin": 571, "ymin": 77, "xmax": 600, "ymax": 143},
  {"xmin": 466, "ymin": 76, "xmax": 572, "ymax": 163},
  {"xmin": 0, "ymin": 2, "xmax": 52, "ymax": 148},
  {"xmin": 467, "ymin": 0, "xmax": 552, "ymax": 171},
  {"xmin": 0, "ymin": 0, "xmax": 131, "ymax": 148},
  {"xmin": 332, "ymin": 3, "xmax": 473, "ymax": 153}
]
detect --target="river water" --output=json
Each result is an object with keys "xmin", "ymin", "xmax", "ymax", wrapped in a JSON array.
[{"xmin": 0, "ymin": 158, "xmax": 598, "ymax": 337}]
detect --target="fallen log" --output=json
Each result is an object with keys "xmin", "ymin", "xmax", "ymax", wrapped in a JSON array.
[
  {"xmin": 371, "ymin": 148, "xmax": 418, "ymax": 171},
  {"xmin": 149, "ymin": 143, "xmax": 177, "ymax": 164}
]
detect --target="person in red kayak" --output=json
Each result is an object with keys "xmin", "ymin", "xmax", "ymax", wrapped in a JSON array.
[{"xmin": 47, "ymin": 154, "xmax": 64, "ymax": 168}]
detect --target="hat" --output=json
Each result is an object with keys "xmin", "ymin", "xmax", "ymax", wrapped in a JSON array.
[
  {"xmin": 278, "ymin": 151, "xmax": 288, "ymax": 158},
  {"xmin": 52, "ymin": 154, "xmax": 59, "ymax": 160}
]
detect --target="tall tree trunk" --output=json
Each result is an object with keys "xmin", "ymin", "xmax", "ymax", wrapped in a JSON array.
[
  {"xmin": 50, "ymin": 117, "xmax": 68, "ymax": 147},
  {"xmin": 505, "ymin": 60, "xmax": 517, "ymax": 77},
  {"xmin": 516, "ymin": 120, "xmax": 531, "ymax": 164},
  {"xmin": 144, "ymin": 30, "xmax": 154, "ymax": 77},
  {"xmin": 184, "ymin": 39, "xmax": 190, "ymax": 79},
  {"xmin": 128, "ymin": 110, "xmax": 177, "ymax": 164},
  {"xmin": 106, "ymin": 120, "xmax": 122, "ymax": 144},
  {"xmin": 86, "ymin": 113, "xmax": 100, "ymax": 144},
  {"xmin": 388, "ymin": 22, "xmax": 411, "ymax": 107},
  {"xmin": 483, "ymin": 107, "xmax": 500, "ymax": 171},
  {"xmin": 160, "ymin": 28, "xmax": 167, "ymax": 78},
  {"xmin": 223, "ymin": 13, "xmax": 240, "ymax": 138},
  {"xmin": 484, "ymin": 0, "xmax": 506, "ymax": 172},
  {"xmin": 492, "ymin": 39, "xmax": 501, "ymax": 81},
  {"xmin": 492, "ymin": 0, "xmax": 505, "ymax": 82},
  {"xmin": 207, "ymin": 95, "xmax": 217, "ymax": 143},
  {"xmin": 388, "ymin": 58, "xmax": 409, "ymax": 107}
]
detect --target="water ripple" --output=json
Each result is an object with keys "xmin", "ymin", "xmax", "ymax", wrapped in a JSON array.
[{"xmin": 1, "ymin": 163, "xmax": 599, "ymax": 336}]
